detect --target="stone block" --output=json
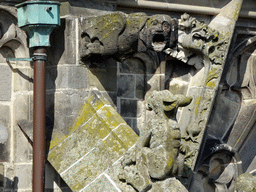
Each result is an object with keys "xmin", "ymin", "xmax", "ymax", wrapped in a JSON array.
[
  {"xmin": 68, "ymin": 66, "xmax": 88, "ymax": 89},
  {"xmin": 14, "ymin": 124, "xmax": 32, "ymax": 163},
  {"xmin": 48, "ymin": 91, "xmax": 138, "ymax": 191},
  {"xmin": 120, "ymin": 99, "xmax": 137, "ymax": 118},
  {"xmin": 45, "ymin": 162, "xmax": 60, "ymax": 190},
  {"xmin": 132, "ymin": 119, "xmax": 140, "ymax": 136},
  {"xmin": 0, "ymin": 47, "xmax": 15, "ymax": 64},
  {"xmin": 5, "ymin": 165, "xmax": 14, "ymax": 189},
  {"xmin": 135, "ymin": 75, "xmax": 146, "ymax": 100},
  {"xmin": 48, "ymin": 17, "xmax": 77, "ymax": 65},
  {"xmin": 117, "ymin": 75, "xmax": 135, "ymax": 98},
  {"xmin": 83, "ymin": 174, "xmax": 119, "ymax": 192},
  {"xmin": 147, "ymin": 74, "xmax": 161, "ymax": 92},
  {"xmin": 46, "ymin": 66, "xmax": 60, "ymax": 90},
  {"xmin": 89, "ymin": 65, "xmax": 117, "ymax": 92},
  {"xmin": 123, "ymin": 118, "xmax": 132, "ymax": 128},
  {"xmin": 14, "ymin": 94, "xmax": 32, "ymax": 123},
  {"xmin": 119, "ymin": 58, "xmax": 144, "ymax": 74},
  {"xmin": 0, "ymin": 104, "xmax": 10, "ymax": 162},
  {"xmin": 0, "ymin": 65, "xmax": 12, "ymax": 101},
  {"xmin": 0, "ymin": 164, "xmax": 4, "ymax": 187},
  {"xmin": 14, "ymin": 164, "xmax": 32, "ymax": 190},
  {"xmin": 13, "ymin": 68, "xmax": 33, "ymax": 92}
]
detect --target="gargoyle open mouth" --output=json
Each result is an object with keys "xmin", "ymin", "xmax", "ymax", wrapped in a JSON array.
[{"xmin": 152, "ymin": 34, "xmax": 166, "ymax": 52}]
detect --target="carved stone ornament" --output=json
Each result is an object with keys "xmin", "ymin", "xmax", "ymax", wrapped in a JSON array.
[
  {"xmin": 118, "ymin": 90, "xmax": 192, "ymax": 192},
  {"xmin": 80, "ymin": 12, "xmax": 178, "ymax": 63}
]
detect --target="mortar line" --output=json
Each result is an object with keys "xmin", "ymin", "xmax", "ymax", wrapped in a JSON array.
[
  {"xmin": 80, "ymin": 145, "xmax": 135, "ymax": 192},
  {"xmin": 104, "ymin": 173, "xmax": 122, "ymax": 192},
  {"xmin": 76, "ymin": 17, "xmax": 79, "ymax": 65},
  {"xmin": 10, "ymin": 63, "xmax": 15, "ymax": 164},
  {"xmin": 49, "ymin": 104, "xmax": 111, "ymax": 152},
  {"xmin": 60, "ymin": 122, "xmax": 126, "ymax": 176}
]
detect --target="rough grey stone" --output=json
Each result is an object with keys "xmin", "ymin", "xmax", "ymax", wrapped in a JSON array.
[
  {"xmin": 47, "ymin": 17, "xmax": 76, "ymax": 65},
  {"xmin": 14, "ymin": 94, "xmax": 31, "ymax": 123},
  {"xmin": 45, "ymin": 162, "xmax": 60, "ymax": 190},
  {"xmin": 14, "ymin": 124, "xmax": 32, "ymax": 163},
  {"xmin": 135, "ymin": 75, "xmax": 146, "ymax": 100},
  {"xmin": 80, "ymin": 13, "xmax": 177, "ymax": 63},
  {"xmin": 119, "ymin": 90, "xmax": 191, "ymax": 191},
  {"xmin": 68, "ymin": 66, "xmax": 88, "ymax": 89},
  {"xmin": 117, "ymin": 75, "xmax": 135, "ymax": 98},
  {"xmin": 14, "ymin": 164, "xmax": 32, "ymax": 189},
  {"xmin": 46, "ymin": 66, "xmax": 59, "ymax": 90},
  {"xmin": 132, "ymin": 119, "xmax": 140, "ymax": 136},
  {"xmin": 0, "ymin": 164, "xmax": 3, "ymax": 187},
  {"xmin": 246, "ymin": 156, "xmax": 256, "ymax": 173},
  {"xmin": 0, "ymin": 65, "xmax": 12, "ymax": 101},
  {"xmin": 83, "ymin": 174, "xmax": 119, "ymax": 192},
  {"xmin": 0, "ymin": 105, "xmax": 10, "ymax": 162},
  {"xmin": 119, "ymin": 58, "xmax": 145, "ymax": 74},
  {"xmin": 13, "ymin": 68, "xmax": 33, "ymax": 92},
  {"xmin": 235, "ymin": 173, "xmax": 256, "ymax": 192},
  {"xmin": 5, "ymin": 165, "xmax": 14, "ymax": 189},
  {"xmin": 120, "ymin": 99, "xmax": 137, "ymax": 118},
  {"xmin": 0, "ymin": 45, "xmax": 15, "ymax": 63},
  {"xmin": 124, "ymin": 118, "xmax": 132, "ymax": 129},
  {"xmin": 89, "ymin": 64, "xmax": 117, "ymax": 92}
]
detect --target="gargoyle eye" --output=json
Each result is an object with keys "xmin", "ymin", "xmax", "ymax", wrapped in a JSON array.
[
  {"xmin": 162, "ymin": 21, "xmax": 170, "ymax": 30},
  {"xmin": 151, "ymin": 20, "xmax": 158, "ymax": 25}
]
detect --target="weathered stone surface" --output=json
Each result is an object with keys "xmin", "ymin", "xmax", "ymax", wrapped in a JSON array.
[
  {"xmin": 0, "ymin": 46, "xmax": 15, "ymax": 63},
  {"xmin": 0, "ymin": 65, "xmax": 12, "ymax": 101},
  {"xmin": 119, "ymin": 58, "xmax": 145, "ymax": 74},
  {"xmin": 0, "ymin": 105, "xmax": 10, "ymax": 162},
  {"xmin": 82, "ymin": 174, "xmax": 119, "ymax": 192},
  {"xmin": 149, "ymin": 178, "xmax": 188, "ymax": 192},
  {"xmin": 14, "ymin": 164, "xmax": 32, "ymax": 190},
  {"xmin": 120, "ymin": 99, "xmax": 137, "ymax": 118},
  {"xmin": 135, "ymin": 75, "xmax": 146, "ymax": 99},
  {"xmin": 14, "ymin": 124, "xmax": 32, "ymax": 163},
  {"xmin": 0, "ymin": 164, "xmax": 4, "ymax": 187},
  {"xmin": 48, "ymin": 17, "xmax": 77, "ymax": 65},
  {"xmin": 235, "ymin": 173, "xmax": 256, "ymax": 192},
  {"xmin": 13, "ymin": 68, "xmax": 33, "ymax": 92},
  {"xmin": 88, "ymin": 64, "xmax": 117, "ymax": 92},
  {"xmin": 80, "ymin": 13, "xmax": 177, "ymax": 63},
  {"xmin": 45, "ymin": 163, "xmax": 60, "ymax": 190},
  {"xmin": 117, "ymin": 75, "xmax": 135, "ymax": 98},
  {"xmin": 48, "ymin": 91, "xmax": 138, "ymax": 191},
  {"xmin": 119, "ymin": 90, "xmax": 191, "ymax": 191}
]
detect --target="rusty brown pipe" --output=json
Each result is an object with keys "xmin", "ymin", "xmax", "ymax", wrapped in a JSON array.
[{"xmin": 33, "ymin": 47, "xmax": 47, "ymax": 192}]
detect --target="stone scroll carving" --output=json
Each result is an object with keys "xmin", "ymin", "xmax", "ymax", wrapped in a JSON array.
[{"xmin": 118, "ymin": 90, "xmax": 192, "ymax": 192}]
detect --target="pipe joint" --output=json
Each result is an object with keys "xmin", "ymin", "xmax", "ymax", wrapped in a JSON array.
[{"xmin": 33, "ymin": 53, "xmax": 47, "ymax": 61}]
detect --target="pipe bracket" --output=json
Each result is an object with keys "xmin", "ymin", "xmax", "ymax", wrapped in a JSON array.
[{"xmin": 33, "ymin": 53, "xmax": 47, "ymax": 61}]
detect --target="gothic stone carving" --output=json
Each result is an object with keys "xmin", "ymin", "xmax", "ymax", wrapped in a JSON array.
[
  {"xmin": 80, "ymin": 12, "xmax": 178, "ymax": 63},
  {"xmin": 118, "ymin": 90, "xmax": 192, "ymax": 192}
]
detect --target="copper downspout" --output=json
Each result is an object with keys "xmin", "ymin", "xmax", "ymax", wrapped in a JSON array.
[{"xmin": 33, "ymin": 47, "xmax": 47, "ymax": 192}]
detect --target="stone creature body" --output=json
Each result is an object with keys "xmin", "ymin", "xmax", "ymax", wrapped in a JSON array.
[{"xmin": 119, "ymin": 90, "xmax": 192, "ymax": 192}]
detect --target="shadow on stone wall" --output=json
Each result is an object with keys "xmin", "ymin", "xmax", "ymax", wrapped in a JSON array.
[{"xmin": 0, "ymin": 175, "xmax": 18, "ymax": 190}]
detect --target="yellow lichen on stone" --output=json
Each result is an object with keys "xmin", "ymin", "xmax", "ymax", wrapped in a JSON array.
[{"xmin": 47, "ymin": 91, "xmax": 138, "ymax": 191}]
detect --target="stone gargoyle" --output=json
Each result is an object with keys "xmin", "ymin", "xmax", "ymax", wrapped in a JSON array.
[
  {"xmin": 80, "ymin": 12, "xmax": 178, "ymax": 63},
  {"xmin": 118, "ymin": 90, "xmax": 192, "ymax": 192}
]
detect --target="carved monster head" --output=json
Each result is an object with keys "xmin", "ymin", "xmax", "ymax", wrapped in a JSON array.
[
  {"xmin": 146, "ymin": 90, "xmax": 192, "ymax": 119},
  {"xmin": 139, "ymin": 15, "xmax": 178, "ymax": 52}
]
